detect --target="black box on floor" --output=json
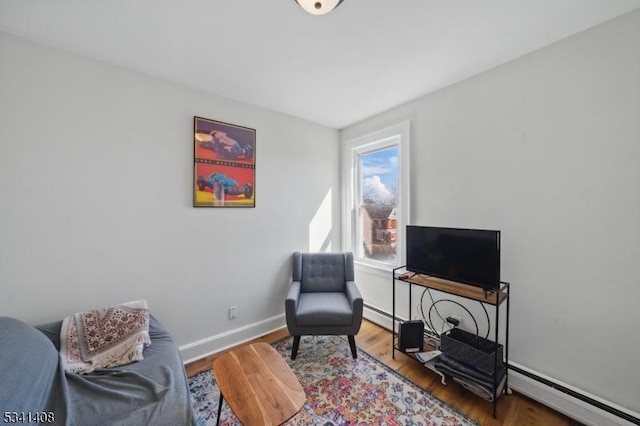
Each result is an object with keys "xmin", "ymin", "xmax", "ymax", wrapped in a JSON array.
[
  {"xmin": 398, "ymin": 320, "xmax": 424, "ymax": 352},
  {"xmin": 440, "ymin": 328, "xmax": 503, "ymax": 375}
]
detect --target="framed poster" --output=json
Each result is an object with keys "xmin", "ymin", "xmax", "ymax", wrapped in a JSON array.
[{"xmin": 193, "ymin": 116, "xmax": 256, "ymax": 207}]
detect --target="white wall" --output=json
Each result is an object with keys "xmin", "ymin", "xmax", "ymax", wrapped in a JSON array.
[
  {"xmin": 342, "ymin": 9, "xmax": 640, "ymax": 421},
  {"xmin": 0, "ymin": 33, "xmax": 340, "ymax": 360}
]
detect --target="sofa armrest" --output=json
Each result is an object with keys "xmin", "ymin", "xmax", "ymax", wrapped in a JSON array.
[
  {"xmin": 35, "ymin": 320, "xmax": 63, "ymax": 350},
  {"xmin": 285, "ymin": 281, "xmax": 301, "ymax": 331}
]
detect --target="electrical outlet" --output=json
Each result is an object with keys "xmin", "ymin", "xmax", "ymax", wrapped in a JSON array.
[{"xmin": 228, "ymin": 306, "xmax": 238, "ymax": 319}]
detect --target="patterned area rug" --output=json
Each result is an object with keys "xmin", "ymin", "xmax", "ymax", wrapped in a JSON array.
[{"xmin": 189, "ymin": 335, "xmax": 478, "ymax": 426}]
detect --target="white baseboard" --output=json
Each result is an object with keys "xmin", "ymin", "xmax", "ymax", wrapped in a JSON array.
[
  {"xmin": 364, "ymin": 304, "xmax": 397, "ymax": 331},
  {"xmin": 508, "ymin": 364, "xmax": 639, "ymax": 426},
  {"xmin": 362, "ymin": 305, "xmax": 639, "ymax": 426},
  {"xmin": 179, "ymin": 313, "xmax": 286, "ymax": 364}
]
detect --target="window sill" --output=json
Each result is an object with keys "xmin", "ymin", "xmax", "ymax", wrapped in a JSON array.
[{"xmin": 354, "ymin": 260, "xmax": 397, "ymax": 280}]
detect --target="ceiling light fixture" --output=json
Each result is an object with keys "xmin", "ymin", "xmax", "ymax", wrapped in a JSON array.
[{"xmin": 295, "ymin": 0, "xmax": 344, "ymax": 15}]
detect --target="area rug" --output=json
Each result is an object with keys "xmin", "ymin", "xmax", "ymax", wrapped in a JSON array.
[{"xmin": 189, "ymin": 335, "xmax": 478, "ymax": 426}]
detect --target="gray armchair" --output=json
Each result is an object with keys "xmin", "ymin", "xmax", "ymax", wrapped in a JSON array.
[{"xmin": 285, "ymin": 251, "xmax": 364, "ymax": 359}]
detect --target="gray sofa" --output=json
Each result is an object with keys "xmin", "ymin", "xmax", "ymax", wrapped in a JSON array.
[{"xmin": 0, "ymin": 315, "xmax": 195, "ymax": 426}]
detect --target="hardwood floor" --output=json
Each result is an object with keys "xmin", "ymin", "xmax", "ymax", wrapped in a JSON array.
[{"xmin": 185, "ymin": 320, "xmax": 583, "ymax": 426}]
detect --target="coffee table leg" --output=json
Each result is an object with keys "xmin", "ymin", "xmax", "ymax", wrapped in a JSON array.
[{"xmin": 216, "ymin": 392, "xmax": 224, "ymax": 426}]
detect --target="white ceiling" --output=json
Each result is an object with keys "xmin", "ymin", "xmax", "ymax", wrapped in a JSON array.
[{"xmin": 1, "ymin": 0, "xmax": 639, "ymax": 129}]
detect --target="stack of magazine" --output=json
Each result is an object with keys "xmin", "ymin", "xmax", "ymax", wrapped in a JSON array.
[
  {"xmin": 416, "ymin": 350, "xmax": 441, "ymax": 363},
  {"xmin": 417, "ymin": 350, "xmax": 506, "ymax": 401}
]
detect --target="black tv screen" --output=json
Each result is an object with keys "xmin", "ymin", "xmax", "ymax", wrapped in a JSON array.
[{"xmin": 406, "ymin": 226, "xmax": 501, "ymax": 290}]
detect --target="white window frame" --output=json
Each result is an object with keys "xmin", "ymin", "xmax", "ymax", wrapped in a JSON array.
[{"xmin": 342, "ymin": 121, "xmax": 410, "ymax": 277}]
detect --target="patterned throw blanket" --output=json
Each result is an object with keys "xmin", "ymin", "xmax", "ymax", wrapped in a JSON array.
[{"xmin": 60, "ymin": 300, "xmax": 151, "ymax": 374}]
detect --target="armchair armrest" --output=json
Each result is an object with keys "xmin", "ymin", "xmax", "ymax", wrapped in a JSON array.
[
  {"xmin": 346, "ymin": 281, "xmax": 364, "ymax": 331},
  {"xmin": 285, "ymin": 281, "xmax": 301, "ymax": 330},
  {"xmin": 345, "ymin": 280, "xmax": 363, "ymax": 318}
]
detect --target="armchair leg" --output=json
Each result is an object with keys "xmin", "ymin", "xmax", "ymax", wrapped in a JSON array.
[
  {"xmin": 348, "ymin": 335, "xmax": 357, "ymax": 358},
  {"xmin": 291, "ymin": 336, "xmax": 301, "ymax": 360}
]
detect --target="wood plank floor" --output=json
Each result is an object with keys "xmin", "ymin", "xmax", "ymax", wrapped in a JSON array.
[{"xmin": 185, "ymin": 319, "xmax": 583, "ymax": 426}]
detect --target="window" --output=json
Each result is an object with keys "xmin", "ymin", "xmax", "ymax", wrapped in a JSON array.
[
  {"xmin": 358, "ymin": 146, "xmax": 399, "ymax": 263},
  {"xmin": 343, "ymin": 122, "xmax": 409, "ymax": 273}
]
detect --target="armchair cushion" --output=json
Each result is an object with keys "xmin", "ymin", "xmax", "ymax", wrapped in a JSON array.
[
  {"xmin": 296, "ymin": 293, "xmax": 354, "ymax": 326},
  {"xmin": 296, "ymin": 252, "xmax": 354, "ymax": 293}
]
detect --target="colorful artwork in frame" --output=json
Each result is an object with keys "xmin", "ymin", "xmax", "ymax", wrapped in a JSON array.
[{"xmin": 193, "ymin": 116, "xmax": 256, "ymax": 207}]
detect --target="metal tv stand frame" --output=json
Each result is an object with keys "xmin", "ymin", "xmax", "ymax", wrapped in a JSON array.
[{"xmin": 391, "ymin": 265, "xmax": 510, "ymax": 418}]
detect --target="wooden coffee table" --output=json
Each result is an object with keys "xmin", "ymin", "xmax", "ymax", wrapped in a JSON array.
[{"xmin": 212, "ymin": 342, "xmax": 305, "ymax": 425}]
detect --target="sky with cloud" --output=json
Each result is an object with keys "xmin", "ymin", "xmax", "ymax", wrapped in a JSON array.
[{"xmin": 361, "ymin": 146, "xmax": 398, "ymax": 204}]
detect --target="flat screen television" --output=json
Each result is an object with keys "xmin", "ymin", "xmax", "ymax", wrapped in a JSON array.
[{"xmin": 406, "ymin": 226, "xmax": 501, "ymax": 290}]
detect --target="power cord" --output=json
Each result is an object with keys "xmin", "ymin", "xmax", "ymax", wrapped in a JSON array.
[{"xmin": 427, "ymin": 299, "xmax": 479, "ymax": 338}]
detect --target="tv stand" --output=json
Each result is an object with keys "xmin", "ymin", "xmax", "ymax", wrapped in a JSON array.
[{"xmin": 391, "ymin": 266, "xmax": 510, "ymax": 418}]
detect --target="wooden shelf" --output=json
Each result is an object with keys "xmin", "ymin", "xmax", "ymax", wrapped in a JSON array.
[{"xmin": 397, "ymin": 274, "xmax": 507, "ymax": 306}]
